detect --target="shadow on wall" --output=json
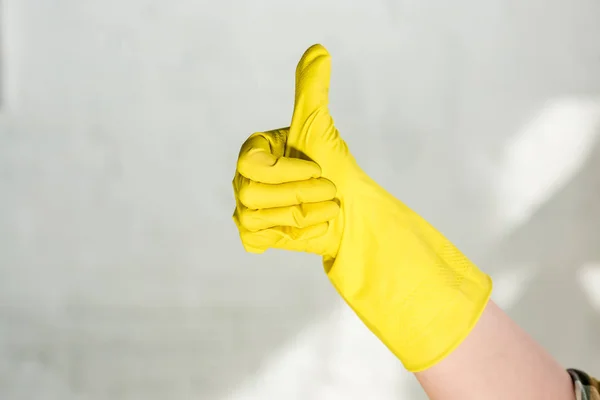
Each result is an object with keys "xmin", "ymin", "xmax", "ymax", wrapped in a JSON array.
[{"xmin": 483, "ymin": 130, "xmax": 600, "ymax": 373}]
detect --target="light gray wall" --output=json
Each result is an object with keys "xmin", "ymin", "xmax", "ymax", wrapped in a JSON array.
[{"xmin": 1, "ymin": 0, "xmax": 600, "ymax": 399}]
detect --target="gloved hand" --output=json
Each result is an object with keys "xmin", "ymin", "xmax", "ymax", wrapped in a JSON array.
[{"xmin": 232, "ymin": 44, "xmax": 493, "ymax": 372}]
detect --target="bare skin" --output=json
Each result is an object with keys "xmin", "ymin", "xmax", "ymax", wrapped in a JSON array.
[{"xmin": 414, "ymin": 300, "xmax": 575, "ymax": 400}]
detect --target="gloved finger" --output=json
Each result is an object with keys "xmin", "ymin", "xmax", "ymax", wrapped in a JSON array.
[
  {"xmin": 293, "ymin": 44, "xmax": 331, "ymax": 120},
  {"xmin": 289, "ymin": 44, "xmax": 335, "ymax": 144},
  {"xmin": 236, "ymin": 175, "xmax": 337, "ymax": 210},
  {"xmin": 287, "ymin": 44, "xmax": 347, "ymax": 169},
  {"xmin": 237, "ymin": 200, "xmax": 340, "ymax": 232},
  {"xmin": 238, "ymin": 132, "xmax": 322, "ymax": 184},
  {"xmin": 239, "ymin": 222, "xmax": 329, "ymax": 253}
]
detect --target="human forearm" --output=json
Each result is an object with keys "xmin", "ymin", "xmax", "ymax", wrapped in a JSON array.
[{"xmin": 415, "ymin": 300, "xmax": 575, "ymax": 400}]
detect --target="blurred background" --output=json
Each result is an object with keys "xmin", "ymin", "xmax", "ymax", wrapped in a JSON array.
[{"xmin": 1, "ymin": 0, "xmax": 600, "ymax": 399}]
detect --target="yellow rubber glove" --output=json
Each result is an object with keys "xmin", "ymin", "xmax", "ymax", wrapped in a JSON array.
[{"xmin": 232, "ymin": 44, "xmax": 493, "ymax": 372}]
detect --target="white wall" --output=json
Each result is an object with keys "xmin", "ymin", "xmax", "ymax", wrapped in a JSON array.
[{"xmin": 1, "ymin": 0, "xmax": 600, "ymax": 398}]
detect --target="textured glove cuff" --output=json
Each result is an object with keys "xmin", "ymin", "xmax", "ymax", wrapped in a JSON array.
[
  {"xmin": 323, "ymin": 184, "xmax": 493, "ymax": 372},
  {"xmin": 398, "ymin": 268, "xmax": 492, "ymax": 372}
]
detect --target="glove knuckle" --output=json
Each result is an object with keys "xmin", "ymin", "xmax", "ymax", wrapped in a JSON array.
[
  {"xmin": 236, "ymin": 156, "xmax": 252, "ymax": 178},
  {"xmin": 238, "ymin": 209, "xmax": 255, "ymax": 230},
  {"xmin": 237, "ymin": 184, "xmax": 255, "ymax": 209}
]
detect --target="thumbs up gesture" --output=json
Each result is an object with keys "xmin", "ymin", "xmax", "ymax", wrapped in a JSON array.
[
  {"xmin": 232, "ymin": 44, "xmax": 356, "ymax": 259},
  {"xmin": 232, "ymin": 44, "xmax": 492, "ymax": 373}
]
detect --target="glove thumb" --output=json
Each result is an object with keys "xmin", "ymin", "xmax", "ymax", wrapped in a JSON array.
[
  {"xmin": 287, "ymin": 44, "xmax": 348, "ymax": 174},
  {"xmin": 292, "ymin": 44, "xmax": 331, "ymax": 124}
]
